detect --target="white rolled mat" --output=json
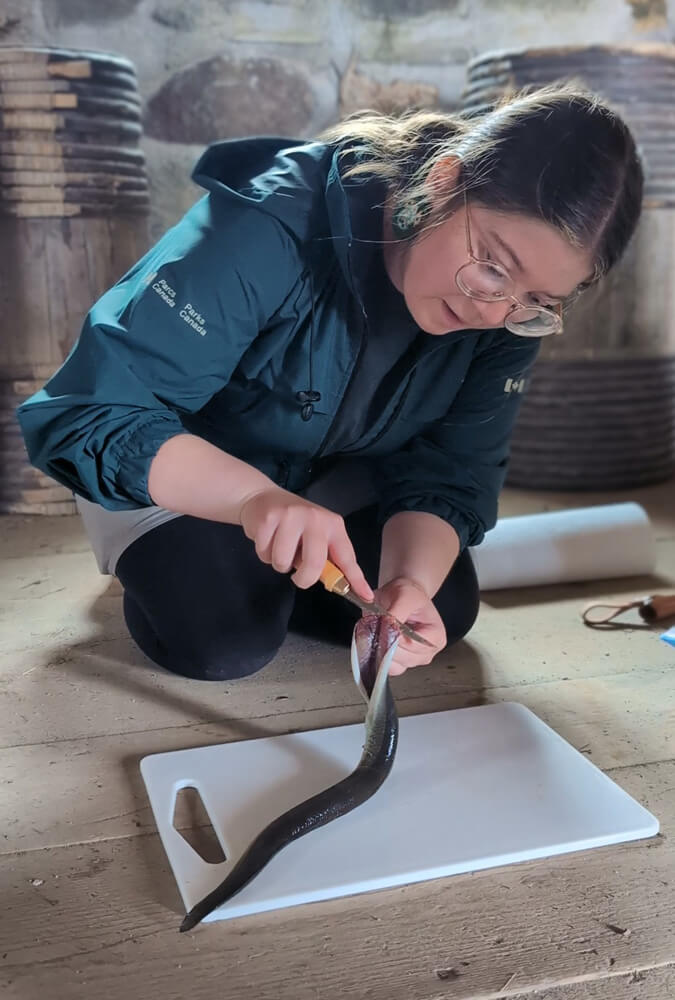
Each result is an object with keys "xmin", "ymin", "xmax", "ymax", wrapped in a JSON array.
[{"xmin": 470, "ymin": 502, "xmax": 656, "ymax": 590}]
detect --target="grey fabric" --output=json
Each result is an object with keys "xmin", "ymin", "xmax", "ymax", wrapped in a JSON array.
[{"xmin": 76, "ymin": 456, "xmax": 378, "ymax": 576}]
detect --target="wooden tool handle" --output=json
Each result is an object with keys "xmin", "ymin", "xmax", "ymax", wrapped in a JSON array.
[
  {"xmin": 640, "ymin": 594, "xmax": 675, "ymax": 623},
  {"xmin": 319, "ymin": 559, "xmax": 351, "ymax": 596}
]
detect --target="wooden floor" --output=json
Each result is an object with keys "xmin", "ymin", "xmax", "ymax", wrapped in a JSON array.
[{"xmin": 2, "ymin": 483, "xmax": 675, "ymax": 1000}]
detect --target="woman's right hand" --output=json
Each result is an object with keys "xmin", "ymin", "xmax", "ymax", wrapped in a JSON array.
[{"xmin": 239, "ymin": 487, "xmax": 374, "ymax": 601}]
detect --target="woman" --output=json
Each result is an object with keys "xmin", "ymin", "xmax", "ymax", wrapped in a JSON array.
[{"xmin": 18, "ymin": 82, "xmax": 643, "ymax": 681}]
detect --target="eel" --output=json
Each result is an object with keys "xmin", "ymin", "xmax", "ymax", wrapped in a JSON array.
[{"xmin": 179, "ymin": 614, "xmax": 400, "ymax": 932}]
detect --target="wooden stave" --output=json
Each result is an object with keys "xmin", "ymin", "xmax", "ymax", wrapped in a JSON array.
[
  {"xmin": 517, "ymin": 388, "xmax": 675, "ymax": 411},
  {"xmin": 0, "ymin": 131, "xmax": 143, "ymax": 150},
  {"xmin": 513, "ymin": 411, "xmax": 675, "ymax": 433},
  {"xmin": 0, "ymin": 375, "xmax": 62, "ymax": 394},
  {"xmin": 0, "ymin": 199, "xmax": 150, "ymax": 217},
  {"xmin": 0, "ymin": 130, "xmax": 144, "ymax": 149},
  {"xmin": 467, "ymin": 53, "xmax": 675, "ymax": 74},
  {"xmin": 0, "ymin": 466, "xmax": 61, "ymax": 489},
  {"xmin": 0, "ymin": 154, "xmax": 146, "ymax": 175},
  {"xmin": 0, "ymin": 182, "xmax": 150, "ymax": 203},
  {"xmin": 0, "ymin": 79, "xmax": 142, "ymax": 104},
  {"xmin": 1, "ymin": 211, "xmax": 151, "ymax": 385},
  {"xmin": 0, "ymin": 63, "xmax": 139, "ymax": 90},
  {"xmin": 463, "ymin": 72, "xmax": 675, "ymax": 97},
  {"xmin": 0, "ymin": 80, "xmax": 143, "ymax": 108},
  {"xmin": 510, "ymin": 419, "xmax": 675, "ymax": 449},
  {"xmin": 0, "ymin": 46, "xmax": 136, "ymax": 72},
  {"xmin": 520, "ymin": 364, "xmax": 675, "ymax": 383},
  {"xmin": 0, "ymin": 170, "xmax": 149, "ymax": 190},
  {"xmin": 0, "ymin": 430, "xmax": 82, "ymax": 512},
  {"xmin": 466, "ymin": 45, "xmax": 675, "ymax": 74},
  {"xmin": 463, "ymin": 69, "xmax": 675, "ymax": 91},
  {"xmin": 508, "ymin": 446, "xmax": 675, "ymax": 472},
  {"xmin": 507, "ymin": 352, "xmax": 675, "ymax": 488},
  {"xmin": 510, "ymin": 437, "xmax": 675, "ymax": 460},
  {"xmin": 465, "ymin": 67, "xmax": 675, "ymax": 91},
  {"xmin": 509, "ymin": 442, "xmax": 675, "ymax": 465},
  {"xmin": 0, "ymin": 92, "xmax": 143, "ymax": 120},
  {"xmin": 0, "ymin": 499, "xmax": 77, "ymax": 515},
  {"xmin": 0, "ymin": 483, "xmax": 74, "ymax": 504},
  {"xmin": 506, "ymin": 463, "xmax": 674, "ymax": 491},
  {"xmin": 0, "ymin": 139, "xmax": 144, "ymax": 159},
  {"xmin": 519, "ymin": 356, "xmax": 675, "ymax": 377},
  {"xmin": 0, "ymin": 110, "xmax": 143, "ymax": 133}
]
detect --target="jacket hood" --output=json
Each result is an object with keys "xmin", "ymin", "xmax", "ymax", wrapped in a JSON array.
[{"xmin": 191, "ymin": 137, "xmax": 381, "ymax": 299}]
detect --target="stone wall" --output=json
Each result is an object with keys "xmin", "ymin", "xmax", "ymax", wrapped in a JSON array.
[{"xmin": 4, "ymin": 0, "xmax": 674, "ymax": 237}]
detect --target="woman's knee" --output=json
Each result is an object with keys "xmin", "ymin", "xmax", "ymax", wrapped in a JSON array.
[
  {"xmin": 177, "ymin": 631, "xmax": 287, "ymax": 681},
  {"xmin": 435, "ymin": 548, "xmax": 480, "ymax": 645},
  {"xmin": 123, "ymin": 592, "xmax": 288, "ymax": 682}
]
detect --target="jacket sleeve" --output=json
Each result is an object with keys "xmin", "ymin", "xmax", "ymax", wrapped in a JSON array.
[
  {"xmin": 17, "ymin": 197, "xmax": 299, "ymax": 509},
  {"xmin": 374, "ymin": 332, "xmax": 540, "ymax": 550}
]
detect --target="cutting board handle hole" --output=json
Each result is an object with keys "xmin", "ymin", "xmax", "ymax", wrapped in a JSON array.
[{"xmin": 172, "ymin": 785, "xmax": 227, "ymax": 865}]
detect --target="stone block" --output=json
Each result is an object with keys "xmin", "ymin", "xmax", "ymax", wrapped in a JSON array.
[
  {"xmin": 151, "ymin": 3, "xmax": 199, "ymax": 31},
  {"xmin": 144, "ymin": 54, "xmax": 316, "ymax": 143},
  {"xmin": 42, "ymin": 0, "xmax": 143, "ymax": 28},
  {"xmin": 339, "ymin": 56, "xmax": 439, "ymax": 115},
  {"xmin": 349, "ymin": 0, "xmax": 461, "ymax": 16}
]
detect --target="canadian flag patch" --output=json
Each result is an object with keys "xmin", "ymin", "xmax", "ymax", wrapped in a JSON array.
[{"xmin": 504, "ymin": 377, "xmax": 528, "ymax": 395}]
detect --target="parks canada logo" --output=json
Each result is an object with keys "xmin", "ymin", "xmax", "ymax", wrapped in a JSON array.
[{"xmin": 145, "ymin": 272, "xmax": 208, "ymax": 336}]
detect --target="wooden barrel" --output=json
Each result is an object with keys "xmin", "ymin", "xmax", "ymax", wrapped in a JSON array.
[
  {"xmin": 0, "ymin": 46, "xmax": 150, "ymax": 515},
  {"xmin": 462, "ymin": 44, "xmax": 675, "ymax": 490},
  {"xmin": 507, "ymin": 357, "xmax": 675, "ymax": 489}
]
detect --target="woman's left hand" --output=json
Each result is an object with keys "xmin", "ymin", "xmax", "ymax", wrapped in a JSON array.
[{"xmin": 373, "ymin": 576, "xmax": 446, "ymax": 675}]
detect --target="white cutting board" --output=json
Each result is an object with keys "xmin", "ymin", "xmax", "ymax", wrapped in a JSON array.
[{"xmin": 140, "ymin": 702, "xmax": 659, "ymax": 923}]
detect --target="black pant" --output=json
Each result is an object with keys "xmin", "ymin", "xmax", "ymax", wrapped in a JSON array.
[{"xmin": 115, "ymin": 505, "xmax": 480, "ymax": 682}]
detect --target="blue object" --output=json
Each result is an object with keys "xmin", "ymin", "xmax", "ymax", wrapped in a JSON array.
[{"xmin": 661, "ymin": 626, "xmax": 675, "ymax": 647}]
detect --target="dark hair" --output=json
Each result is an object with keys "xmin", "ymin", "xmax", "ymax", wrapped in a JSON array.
[{"xmin": 320, "ymin": 81, "xmax": 644, "ymax": 283}]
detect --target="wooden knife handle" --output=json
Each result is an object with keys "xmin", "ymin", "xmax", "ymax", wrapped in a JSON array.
[
  {"xmin": 319, "ymin": 559, "xmax": 351, "ymax": 596},
  {"xmin": 640, "ymin": 594, "xmax": 675, "ymax": 622}
]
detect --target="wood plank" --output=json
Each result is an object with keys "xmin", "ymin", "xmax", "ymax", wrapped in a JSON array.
[
  {"xmin": 0, "ymin": 80, "xmax": 142, "ymax": 104},
  {"xmin": 0, "ymin": 49, "xmax": 135, "ymax": 72},
  {"xmin": 2, "ymin": 588, "xmax": 674, "ymax": 749},
  {"xmin": 0, "ymin": 170, "xmax": 148, "ymax": 187},
  {"xmin": 0, "ymin": 514, "xmax": 86, "ymax": 557},
  {"xmin": 1, "ymin": 532, "xmax": 674, "ymax": 747},
  {"xmin": 0, "ymin": 761, "xmax": 671, "ymax": 1000},
  {"xmin": 0, "ymin": 499, "xmax": 77, "ymax": 515},
  {"xmin": 0, "ymin": 154, "xmax": 144, "ymax": 173},
  {"xmin": 1, "ymin": 184, "xmax": 148, "ymax": 203},
  {"xmin": 0, "ymin": 139, "xmax": 145, "ymax": 159},
  {"xmin": 2, "ymin": 663, "xmax": 674, "ymax": 855},
  {"xmin": 0, "ymin": 485, "xmax": 73, "ymax": 504},
  {"xmin": 507, "ymin": 964, "xmax": 675, "ymax": 999},
  {"xmin": 1, "ymin": 486, "xmax": 673, "ymax": 998}
]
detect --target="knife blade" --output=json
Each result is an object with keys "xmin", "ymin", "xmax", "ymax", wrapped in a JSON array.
[{"xmin": 318, "ymin": 559, "xmax": 434, "ymax": 648}]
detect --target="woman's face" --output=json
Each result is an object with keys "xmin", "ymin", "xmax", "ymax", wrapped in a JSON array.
[{"xmin": 386, "ymin": 201, "xmax": 594, "ymax": 336}]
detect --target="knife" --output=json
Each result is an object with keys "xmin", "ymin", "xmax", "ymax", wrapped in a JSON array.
[{"xmin": 318, "ymin": 559, "xmax": 434, "ymax": 648}]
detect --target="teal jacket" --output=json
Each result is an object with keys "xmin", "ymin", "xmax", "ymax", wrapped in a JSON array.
[{"xmin": 17, "ymin": 138, "xmax": 538, "ymax": 549}]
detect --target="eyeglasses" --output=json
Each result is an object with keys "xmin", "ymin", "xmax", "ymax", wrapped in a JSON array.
[{"xmin": 455, "ymin": 194, "xmax": 563, "ymax": 338}]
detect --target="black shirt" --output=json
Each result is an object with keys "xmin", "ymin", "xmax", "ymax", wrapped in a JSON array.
[{"xmin": 323, "ymin": 188, "xmax": 422, "ymax": 455}]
